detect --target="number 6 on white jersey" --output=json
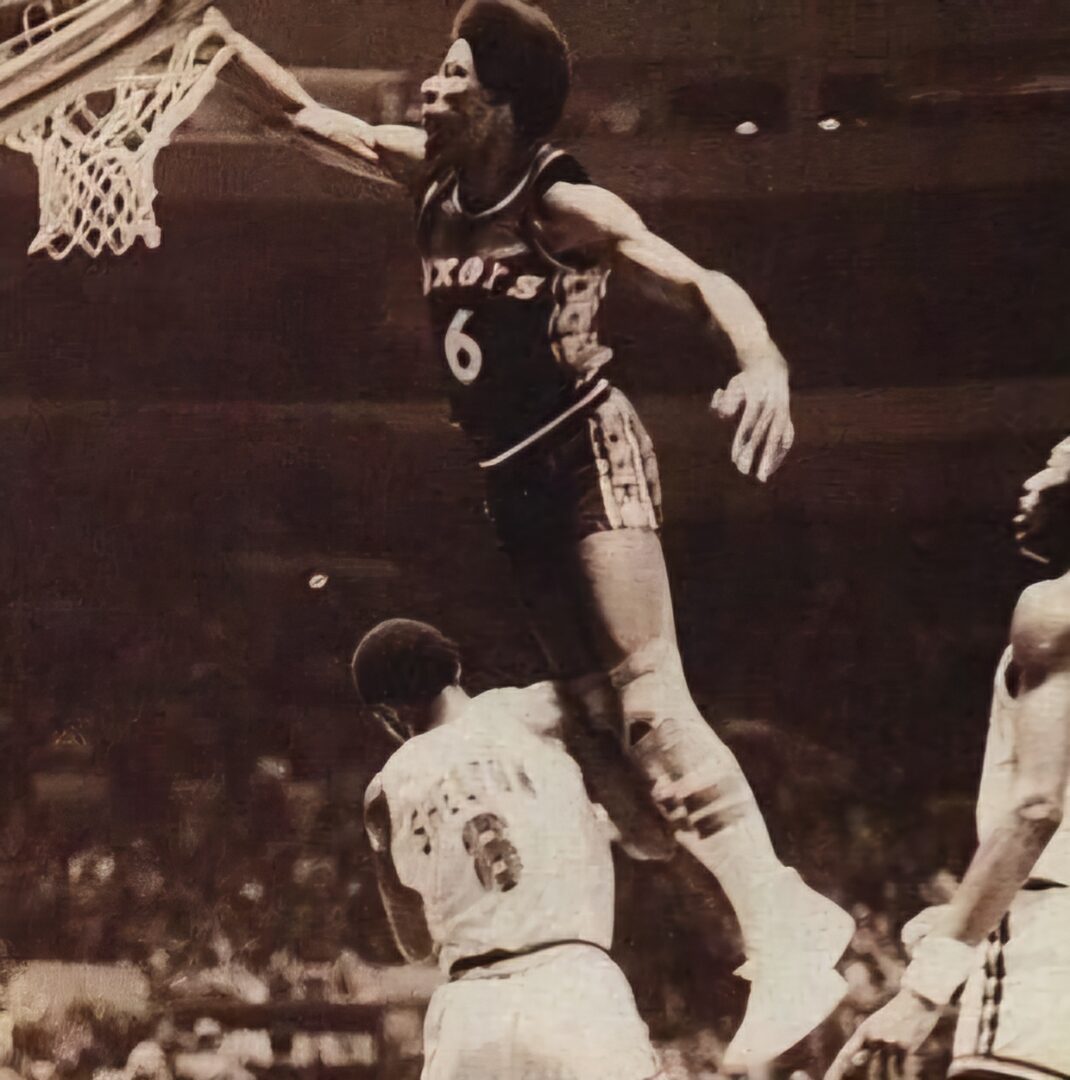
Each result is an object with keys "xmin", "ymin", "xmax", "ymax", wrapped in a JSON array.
[{"xmin": 445, "ymin": 309, "xmax": 483, "ymax": 384}]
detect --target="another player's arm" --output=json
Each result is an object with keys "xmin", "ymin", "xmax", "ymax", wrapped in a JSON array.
[
  {"xmin": 826, "ymin": 580, "xmax": 1070, "ymax": 1080},
  {"xmin": 363, "ymin": 777, "xmax": 435, "ymax": 964},
  {"xmin": 540, "ymin": 182, "xmax": 793, "ymax": 482},
  {"xmin": 332, "ymin": 950, "xmax": 444, "ymax": 1005},
  {"xmin": 203, "ymin": 8, "xmax": 425, "ymax": 190},
  {"xmin": 929, "ymin": 581, "xmax": 1070, "ymax": 946}
]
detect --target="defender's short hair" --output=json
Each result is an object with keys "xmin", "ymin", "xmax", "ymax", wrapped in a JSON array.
[
  {"xmin": 351, "ymin": 619, "xmax": 461, "ymax": 706},
  {"xmin": 452, "ymin": 0, "xmax": 571, "ymax": 142}
]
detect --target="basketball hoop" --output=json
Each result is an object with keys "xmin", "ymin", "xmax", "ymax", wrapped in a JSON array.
[{"xmin": 0, "ymin": 0, "xmax": 233, "ymax": 258}]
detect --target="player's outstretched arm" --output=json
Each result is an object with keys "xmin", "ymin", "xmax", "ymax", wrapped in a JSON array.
[
  {"xmin": 202, "ymin": 8, "xmax": 425, "ymax": 191},
  {"xmin": 825, "ymin": 579, "xmax": 1070, "ymax": 1080},
  {"xmin": 926, "ymin": 580, "xmax": 1070, "ymax": 945},
  {"xmin": 540, "ymin": 181, "xmax": 793, "ymax": 482},
  {"xmin": 364, "ymin": 777, "xmax": 436, "ymax": 965}
]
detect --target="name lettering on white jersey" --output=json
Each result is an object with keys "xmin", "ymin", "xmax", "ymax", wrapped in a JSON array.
[
  {"xmin": 375, "ymin": 695, "xmax": 617, "ymax": 972},
  {"xmin": 404, "ymin": 756, "xmax": 537, "ymax": 855}
]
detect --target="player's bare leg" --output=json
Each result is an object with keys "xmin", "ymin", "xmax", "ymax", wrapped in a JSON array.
[
  {"xmin": 507, "ymin": 543, "xmax": 677, "ymax": 861},
  {"xmin": 511, "ymin": 527, "xmax": 854, "ymax": 1070}
]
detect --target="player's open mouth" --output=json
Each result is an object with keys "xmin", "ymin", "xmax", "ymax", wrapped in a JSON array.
[
  {"xmin": 422, "ymin": 113, "xmax": 459, "ymax": 158},
  {"xmin": 422, "ymin": 125, "xmax": 443, "ymax": 157},
  {"xmin": 1013, "ymin": 510, "xmax": 1047, "ymax": 556}
]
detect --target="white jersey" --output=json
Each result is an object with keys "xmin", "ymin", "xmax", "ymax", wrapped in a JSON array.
[
  {"xmin": 976, "ymin": 646, "xmax": 1070, "ymax": 884},
  {"xmin": 372, "ymin": 683, "xmax": 616, "ymax": 973}
]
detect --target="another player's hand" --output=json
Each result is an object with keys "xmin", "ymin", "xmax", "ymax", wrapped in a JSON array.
[
  {"xmin": 824, "ymin": 990, "xmax": 941, "ymax": 1080},
  {"xmin": 711, "ymin": 358, "xmax": 793, "ymax": 482},
  {"xmin": 900, "ymin": 905, "xmax": 951, "ymax": 956}
]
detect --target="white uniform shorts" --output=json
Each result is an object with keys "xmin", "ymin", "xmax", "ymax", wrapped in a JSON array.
[
  {"xmin": 421, "ymin": 943, "xmax": 662, "ymax": 1080},
  {"xmin": 951, "ymin": 885, "xmax": 1070, "ymax": 1080}
]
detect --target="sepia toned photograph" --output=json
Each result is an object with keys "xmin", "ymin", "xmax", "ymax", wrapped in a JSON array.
[{"xmin": 0, "ymin": 2, "xmax": 1068, "ymax": 1078}]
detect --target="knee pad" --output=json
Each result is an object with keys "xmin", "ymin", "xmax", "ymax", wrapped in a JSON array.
[
  {"xmin": 608, "ymin": 641, "xmax": 754, "ymax": 835},
  {"xmin": 608, "ymin": 638, "xmax": 691, "ymax": 748},
  {"xmin": 559, "ymin": 673, "xmax": 678, "ymax": 862},
  {"xmin": 627, "ymin": 713, "xmax": 755, "ymax": 838}
]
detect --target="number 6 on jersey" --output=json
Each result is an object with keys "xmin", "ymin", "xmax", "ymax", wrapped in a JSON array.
[{"xmin": 445, "ymin": 309, "xmax": 483, "ymax": 384}]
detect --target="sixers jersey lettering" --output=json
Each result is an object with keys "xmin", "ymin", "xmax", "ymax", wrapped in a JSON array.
[
  {"xmin": 417, "ymin": 145, "xmax": 614, "ymax": 463},
  {"xmin": 373, "ymin": 685, "xmax": 616, "ymax": 973}
]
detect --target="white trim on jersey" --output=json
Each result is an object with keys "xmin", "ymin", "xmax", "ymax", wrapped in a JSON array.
[
  {"xmin": 993, "ymin": 645, "xmax": 1016, "ymax": 709},
  {"xmin": 419, "ymin": 172, "xmax": 451, "ymax": 219},
  {"xmin": 448, "ymin": 145, "xmax": 565, "ymax": 220},
  {"xmin": 477, "ymin": 377, "xmax": 609, "ymax": 468}
]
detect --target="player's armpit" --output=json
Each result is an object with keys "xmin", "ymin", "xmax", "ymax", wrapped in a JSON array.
[{"xmin": 364, "ymin": 783, "xmax": 436, "ymax": 964}]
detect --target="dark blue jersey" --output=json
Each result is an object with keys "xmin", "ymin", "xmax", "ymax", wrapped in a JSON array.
[{"xmin": 416, "ymin": 145, "xmax": 613, "ymax": 463}]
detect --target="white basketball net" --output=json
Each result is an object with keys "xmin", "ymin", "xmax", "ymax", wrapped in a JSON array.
[{"xmin": 6, "ymin": 12, "xmax": 231, "ymax": 259}]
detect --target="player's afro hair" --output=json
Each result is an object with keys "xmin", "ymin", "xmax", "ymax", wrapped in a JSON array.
[
  {"xmin": 452, "ymin": 0, "xmax": 571, "ymax": 143},
  {"xmin": 351, "ymin": 618, "xmax": 462, "ymax": 706}
]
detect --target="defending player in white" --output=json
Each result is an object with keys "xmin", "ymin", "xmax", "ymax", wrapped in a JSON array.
[
  {"xmin": 827, "ymin": 436, "xmax": 1070, "ymax": 1080},
  {"xmin": 352, "ymin": 618, "xmax": 664, "ymax": 1080}
]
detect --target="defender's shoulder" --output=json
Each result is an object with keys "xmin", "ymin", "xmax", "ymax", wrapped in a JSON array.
[
  {"xmin": 469, "ymin": 681, "xmax": 567, "ymax": 737},
  {"xmin": 376, "ymin": 730, "xmax": 439, "ymax": 791},
  {"xmin": 380, "ymin": 730, "xmax": 442, "ymax": 781},
  {"xmin": 1010, "ymin": 577, "xmax": 1070, "ymax": 668}
]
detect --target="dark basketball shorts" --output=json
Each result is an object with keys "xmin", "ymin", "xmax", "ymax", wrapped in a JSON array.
[{"xmin": 481, "ymin": 387, "xmax": 663, "ymax": 553}]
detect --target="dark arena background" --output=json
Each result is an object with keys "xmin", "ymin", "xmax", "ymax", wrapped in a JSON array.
[{"xmin": 0, "ymin": 1, "xmax": 1068, "ymax": 1078}]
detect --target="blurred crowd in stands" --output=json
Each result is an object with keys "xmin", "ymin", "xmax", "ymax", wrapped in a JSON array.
[{"xmin": 0, "ymin": 691, "xmax": 976, "ymax": 1080}]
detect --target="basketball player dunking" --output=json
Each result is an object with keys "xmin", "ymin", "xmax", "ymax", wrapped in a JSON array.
[
  {"xmin": 207, "ymin": 2, "xmax": 853, "ymax": 1065},
  {"xmin": 353, "ymin": 618, "xmax": 665, "ymax": 1080},
  {"xmin": 826, "ymin": 436, "xmax": 1070, "ymax": 1080}
]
